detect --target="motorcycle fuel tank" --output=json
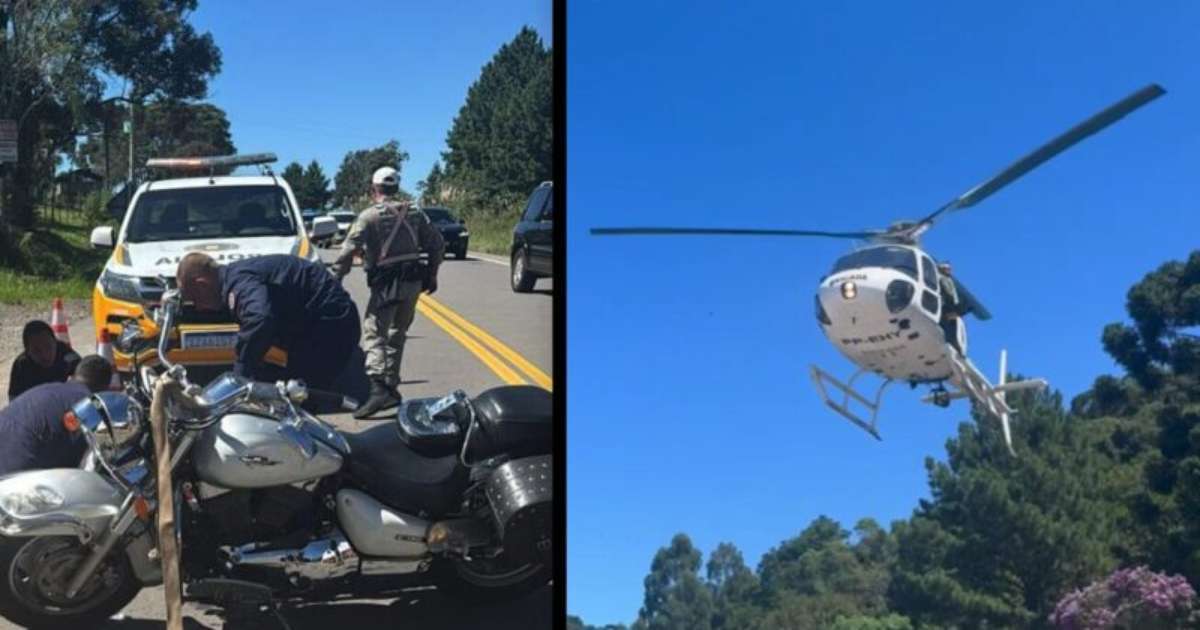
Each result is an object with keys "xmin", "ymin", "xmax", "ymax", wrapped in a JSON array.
[{"xmin": 194, "ymin": 413, "xmax": 344, "ymax": 489}]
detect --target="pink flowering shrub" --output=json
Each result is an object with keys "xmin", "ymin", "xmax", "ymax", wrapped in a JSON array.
[{"xmin": 1051, "ymin": 566, "xmax": 1198, "ymax": 629}]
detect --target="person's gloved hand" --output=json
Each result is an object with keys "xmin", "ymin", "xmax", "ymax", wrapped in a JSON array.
[{"xmin": 423, "ymin": 275, "xmax": 438, "ymax": 295}]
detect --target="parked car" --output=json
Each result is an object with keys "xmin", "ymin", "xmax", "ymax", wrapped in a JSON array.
[
  {"xmin": 301, "ymin": 208, "xmax": 332, "ymax": 247},
  {"xmin": 327, "ymin": 209, "xmax": 357, "ymax": 244},
  {"xmin": 421, "ymin": 206, "xmax": 469, "ymax": 259},
  {"xmin": 510, "ymin": 181, "xmax": 553, "ymax": 292}
]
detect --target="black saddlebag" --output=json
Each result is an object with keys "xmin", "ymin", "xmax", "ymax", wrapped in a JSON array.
[
  {"xmin": 467, "ymin": 385, "xmax": 553, "ymax": 461},
  {"xmin": 486, "ymin": 455, "xmax": 552, "ymax": 568}
]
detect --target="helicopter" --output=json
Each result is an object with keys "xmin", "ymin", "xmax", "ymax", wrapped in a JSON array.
[{"xmin": 591, "ymin": 83, "xmax": 1165, "ymax": 454}]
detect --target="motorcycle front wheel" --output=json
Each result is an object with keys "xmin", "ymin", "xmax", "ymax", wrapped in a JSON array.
[
  {"xmin": 434, "ymin": 553, "xmax": 550, "ymax": 603},
  {"xmin": 0, "ymin": 535, "xmax": 141, "ymax": 629}
]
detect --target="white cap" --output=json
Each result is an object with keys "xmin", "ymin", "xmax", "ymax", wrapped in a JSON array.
[{"xmin": 372, "ymin": 166, "xmax": 398, "ymax": 187}]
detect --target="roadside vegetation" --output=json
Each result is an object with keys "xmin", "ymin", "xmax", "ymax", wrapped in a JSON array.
[
  {"xmin": 571, "ymin": 250, "xmax": 1200, "ymax": 629},
  {"xmin": 0, "ymin": 198, "xmax": 113, "ymax": 303}
]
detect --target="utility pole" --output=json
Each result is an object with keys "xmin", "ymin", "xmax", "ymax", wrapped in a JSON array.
[
  {"xmin": 127, "ymin": 99, "xmax": 133, "ymax": 186},
  {"xmin": 102, "ymin": 112, "xmax": 110, "ymax": 193}
]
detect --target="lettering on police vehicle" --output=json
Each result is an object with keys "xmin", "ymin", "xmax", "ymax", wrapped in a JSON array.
[{"xmin": 155, "ymin": 252, "xmax": 261, "ymax": 266}]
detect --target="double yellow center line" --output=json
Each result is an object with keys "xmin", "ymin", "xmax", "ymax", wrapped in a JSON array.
[{"xmin": 416, "ymin": 295, "xmax": 552, "ymax": 390}]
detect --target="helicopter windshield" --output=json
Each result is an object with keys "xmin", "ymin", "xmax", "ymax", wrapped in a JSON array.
[{"xmin": 831, "ymin": 246, "xmax": 918, "ymax": 279}]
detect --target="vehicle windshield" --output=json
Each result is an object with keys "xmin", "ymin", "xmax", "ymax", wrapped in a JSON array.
[
  {"xmin": 831, "ymin": 246, "xmax": 918, "ymax": 278},
  {"xmin": 124, "ymin": 185, "xmax": 297, "ymax": 243},
  {"xmin": 422, "ymin": 208, "xmax": 457, "ymax": 224}
]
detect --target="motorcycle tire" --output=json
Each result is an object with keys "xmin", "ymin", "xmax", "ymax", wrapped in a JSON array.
[
  {"xmin": 433, "ymin": 557, "xmax": 550, "ymax": 604},
  {"xmin": 0, "ymin": 535, "xmax": 142, "ymax": 630}
]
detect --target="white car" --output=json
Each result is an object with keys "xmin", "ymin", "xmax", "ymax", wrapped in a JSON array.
[
  {"xmin": 88, "ymin": 153, "xmax": 337, "ymax": 373},
  {"xmin": 327, "ymin": 210, "xmax": 356, "ymax": 243}
]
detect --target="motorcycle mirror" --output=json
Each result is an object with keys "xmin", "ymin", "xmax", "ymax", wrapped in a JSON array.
[{"xmin": 114, "ymin": 320, "xmax": 144, "ymax": 354}]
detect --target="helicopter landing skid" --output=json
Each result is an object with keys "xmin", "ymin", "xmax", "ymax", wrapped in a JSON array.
[{"xmin": 809, "ymin": 365, "xmax": 893, "ymax": 441}]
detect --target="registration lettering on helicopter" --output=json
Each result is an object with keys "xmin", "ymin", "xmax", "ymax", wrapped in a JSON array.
[
  {"xmin": 827, "ymin": 274, "xmax": 867, "ymax": 287},
  {"xmin": 841, "ymin": 331, "xmax": 905, "ymax": 346}
]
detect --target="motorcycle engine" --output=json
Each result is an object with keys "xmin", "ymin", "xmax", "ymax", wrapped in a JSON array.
[{"xmin": 195, "ymin": 484, "xmax": 318, "ymax": 548}]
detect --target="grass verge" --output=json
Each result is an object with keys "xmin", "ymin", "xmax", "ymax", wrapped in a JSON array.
[
  {"xmin": 0, "ymin": 212, "xmax": 110, "ymax": 304},
  {"xmin": 464, "ymin": 211, "xmax": 518, "ymax": 256}
]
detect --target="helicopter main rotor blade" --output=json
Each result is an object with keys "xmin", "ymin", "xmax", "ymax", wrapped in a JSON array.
[
  {"xmin": 590, "ymin": 227, "xmax": 878, "ymax": 239},
  {"xmin": 916, "ymin": 83, "xmax": 1165, "ymax": 230}
]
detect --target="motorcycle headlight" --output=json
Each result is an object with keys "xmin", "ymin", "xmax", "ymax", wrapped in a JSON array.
[
  {"xmin": 100, "ymin": 269, "xmax": 142, "ymax": 302},
  {"xmin": 885, "ymin": 279, "xmax": 915, "ymax": 313},
  {"xmin": 0, "ymin": 485, "xmax": 64, "ymax": 516}
]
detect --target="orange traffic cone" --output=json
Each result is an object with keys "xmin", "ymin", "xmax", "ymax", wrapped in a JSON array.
[
  {"xmin": 50, "ymin": 298, "xmax": 72, "ymax": 348},
  {"xmin": 96, "ymin": 329, "xmax": 122, "ymax": 390}
]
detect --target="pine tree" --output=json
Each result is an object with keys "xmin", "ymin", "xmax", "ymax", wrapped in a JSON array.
[{"xmin": 441, "ymin": 26, "xmax": 551, "ymax": 214}]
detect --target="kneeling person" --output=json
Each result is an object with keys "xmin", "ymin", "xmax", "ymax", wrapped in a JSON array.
[
  {"xmin": 0, "ymin": 356, "xmax": 113, "ymax": 476},
  {"xmin": 176, "ymin": 252, "xmax": 361, "ymax": 392}
]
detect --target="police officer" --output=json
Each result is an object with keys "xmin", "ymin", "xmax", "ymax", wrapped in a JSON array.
[
  {"xmin": 334, "ymin": 166, "xmax": 444, "ymax": 418},
  {"xmin": 8, "ymin": 320, "xmax": 81, "ymax": 402},
  {"xmin": 937, "ymin": 262, "xmax": 963, "ymax": 354},
  {"xmin": 0, "ymin": 355, "xmax": 112, "ymax": 476},
  {"xmin": 176, "ymin": 252, "xmax": 361, "ymax": 392}
]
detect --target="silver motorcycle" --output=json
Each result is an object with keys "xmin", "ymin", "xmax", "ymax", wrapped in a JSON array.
[{"xmin": 0, "ymin": 288, "xmax": 553, "ymax": 628}]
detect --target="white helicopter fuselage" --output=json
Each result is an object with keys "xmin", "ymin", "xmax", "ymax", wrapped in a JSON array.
[{"xmin": 816, "ymin": 255, "xmax": 960, "ymax": 384}]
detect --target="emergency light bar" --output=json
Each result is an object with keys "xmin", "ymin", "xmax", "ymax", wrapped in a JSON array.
[{"xmin": 145, "ymin": 152, "xmax": 277, "ymax": 170}]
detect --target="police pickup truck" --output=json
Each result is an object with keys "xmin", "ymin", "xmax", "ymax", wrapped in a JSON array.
[{"xmin": 89, "ymin": 153, "xmax": 337, "ymax": 375}]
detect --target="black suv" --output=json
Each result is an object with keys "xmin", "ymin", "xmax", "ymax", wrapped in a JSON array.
[
  {"xmin": 422, "ymin": 206, "xmax": 469, "ymax": 259},
  {"xmin": 510, "ymin": 181, "xmax": 553, "ymax": 292}
]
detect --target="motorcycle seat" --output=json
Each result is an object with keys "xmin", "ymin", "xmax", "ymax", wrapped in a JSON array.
[{"xmin": 340, "ymin": 423, "xmax": 470, "ymax": 519}]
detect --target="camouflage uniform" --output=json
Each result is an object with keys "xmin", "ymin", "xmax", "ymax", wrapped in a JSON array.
[{"xmin": 334, "ymin": 199, "xmax": 444, "ymax": 387}]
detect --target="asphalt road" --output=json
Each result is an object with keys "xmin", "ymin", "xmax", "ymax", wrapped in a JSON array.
[{"xmin": 0, "ymin": 249, "xmax": 554, "ymax": 629}]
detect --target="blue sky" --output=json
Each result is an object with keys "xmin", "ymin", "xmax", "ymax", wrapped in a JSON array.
[
  {"xmin": 568, "ymin": 1, "xmax": 1200, "ymax": 625},
  {"xmin": 101, "ymin": 0, "xmax": 551, "ymax": 196}
]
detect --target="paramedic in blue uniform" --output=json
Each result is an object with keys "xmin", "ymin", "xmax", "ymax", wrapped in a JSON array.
[
  {"xmin": 0, "ymin": 355, "xmax": 113, "ymax": 476},
  {"xmin": 175, "ymin": 252, "xmax": 361, "ymax": 391}
]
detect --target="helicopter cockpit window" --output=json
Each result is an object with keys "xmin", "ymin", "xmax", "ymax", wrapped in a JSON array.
[
  {"xmin": 921, "ymin": 256, "xmax": 937, "ymax": 290},
  {"xmin": 831, "ymin": 246, "xmax": 917, "ymax": 280}
]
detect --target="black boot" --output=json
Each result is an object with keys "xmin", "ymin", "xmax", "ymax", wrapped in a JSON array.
[{"xmin": 354, "ymin": 380, "xmax": 401, "ymax": 419}]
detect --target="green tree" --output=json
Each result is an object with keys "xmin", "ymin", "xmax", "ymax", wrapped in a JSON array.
[
  {"xmin": 755, "ymin": 516, "xmax": 893, "ymax": 628},
  {"xmin": 417, "ymin": 161, "xmax": 445, "ymax": 205},
  {"xmin": 0, "ymin": 0, "xmax": 220, "ymax": 228},
  {"xmin": 889, "ymin": 386, "xmax": 1128, "ymax": 629},
  {"xmin": 331, "ymin": 139, "xmax": 410, "ymax": 210},
  {"xmin": 828, "ymin": 614, "xmax": 913, "ymax": 630},
  {"xmin": 1085, "ymin": 252, "xmax": 1200, "ymax": 588},
  {"xmin": 441, "ymin": 26, "xmax": 551, "ymax": 213},
  {"xmin": 280, "ymin": 161, "xmax": 305, "ymax": 203},
  {"xmin": 706, "ymin": 542, "xmax": 761, "ymax": 630},
  {"xmin": 633, "ymin": 534, "xmax": 715, "ymax": 630},
  {"xmin": 300, "ymin": 159, "xmax": 330, "ymax": 209},
  {"xmin": 76, "ymin": 100, "xmax": 235, "ymax": 182}
]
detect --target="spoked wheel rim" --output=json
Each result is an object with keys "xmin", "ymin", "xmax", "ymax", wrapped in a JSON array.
[{"xmin": 8, "ymin": 538, "xmax": 126, "ymax": 616}]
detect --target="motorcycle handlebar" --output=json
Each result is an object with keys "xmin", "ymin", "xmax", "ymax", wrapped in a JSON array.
[{"xmin": 249, "ymin": 382, "xmax": 280, "ymax": 403}]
